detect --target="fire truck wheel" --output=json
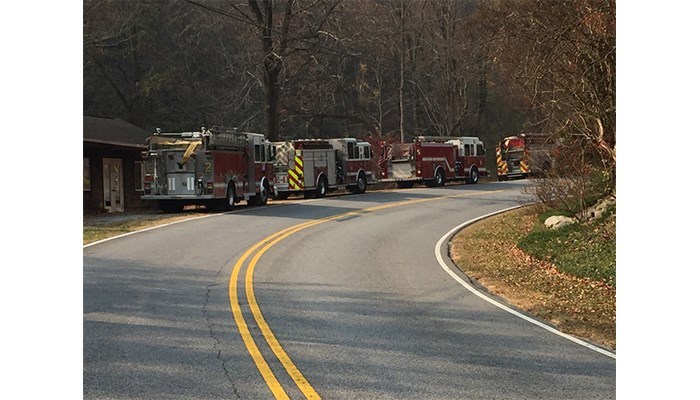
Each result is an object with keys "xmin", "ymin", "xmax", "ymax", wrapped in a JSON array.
[
  {"xmin": 257, "ymin": 181, "xmax": 270, "ymax": 205},
  {"xmin": 467, "ymin": 167, "xmax": 479, "ymax": 184},
  {"xmin": 316, "ymin": 175, "xmax": 328, "ymax": 198},
  {"xmin": 435, "ymin": 168, "xmax": 446, "ymax": 186},
  {"xmin": 355, "ymin": 173, "xmax": 367, "ymax": 194},
  {"xmin": 224, "ymin": 183, "xmax": 236, "ymax": 211}
]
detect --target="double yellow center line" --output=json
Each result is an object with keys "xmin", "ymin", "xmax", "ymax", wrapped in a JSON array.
[{"xmin": 228, "ymin": 190, "xmax": 503, "ymax": 398}]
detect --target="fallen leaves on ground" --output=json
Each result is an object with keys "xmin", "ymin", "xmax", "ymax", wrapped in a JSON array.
[{"xmin": 450, "ymin": 206, "xmax": 616, "ymax": 349}]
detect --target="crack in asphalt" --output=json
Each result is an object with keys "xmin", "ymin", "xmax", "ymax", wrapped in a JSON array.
[{"xmin": 203, "ymin": 256, "xmax": 243, "ymax": 399}]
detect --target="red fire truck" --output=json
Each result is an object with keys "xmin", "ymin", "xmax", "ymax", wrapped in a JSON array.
[
  {"xmin": 272, "ymin": 137, "xmax": 377, "ymax": 199},
  {"xmin": 379, "ymin": 136, "xmax": 487, "ymax": 188},
  {"xmin": 496, "ymin": 133, "xmax": 558, "ymax": 181},
  {"xmin": 141, "ymin": 127, "xmax": 275, "ymax": 212}
]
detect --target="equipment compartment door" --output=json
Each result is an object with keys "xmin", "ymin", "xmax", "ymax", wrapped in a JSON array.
[
  {"xmin": 164, "ymin": 150, "xmax": 196, "ymax": 196},
  {"xmin": 102, "ymin": 158, "xmax": 124, "ymax": 212}
]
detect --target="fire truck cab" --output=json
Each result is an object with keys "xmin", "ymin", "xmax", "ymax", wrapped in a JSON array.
[
  {"xmin": 328, "ymin": 138, "xmax": 375, "ymax": 194},
  {"xmin": 142, "ymin": 127, "xmax": 274, "ymax": 212},
  {"xmin": 445, "ymin": 136, "xmax": 488, "ymax": 184}
]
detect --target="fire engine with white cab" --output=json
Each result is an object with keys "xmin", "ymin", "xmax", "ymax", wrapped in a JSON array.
[{"xmin": 379, "ymin": 136, "xmax": 487, "ymax": 188}]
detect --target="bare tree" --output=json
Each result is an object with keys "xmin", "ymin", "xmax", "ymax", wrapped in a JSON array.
[
  {"xmin": 187, "ymin": 0, "xmax": 343, "ymax": 141},
  {"xmin": 487, "ymin": 0, "xmax": 616, "ymax": 209},
  {"xmin": 489, "ymin": 0, "xmax": 616, "ymax": 176}
]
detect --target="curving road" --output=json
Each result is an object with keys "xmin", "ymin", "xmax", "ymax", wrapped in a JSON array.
[{"xmin": 83, "ymin": 181, "xmax": 615, "ymax": 399}]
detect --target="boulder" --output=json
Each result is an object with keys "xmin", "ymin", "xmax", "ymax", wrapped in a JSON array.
[
  {"xmin": 544, "ymin": 215, "xmax": 575, "ymax": 229},
  {"xmin": 580, "ymin": 197, "xmax": 615, "ymax": 221}
]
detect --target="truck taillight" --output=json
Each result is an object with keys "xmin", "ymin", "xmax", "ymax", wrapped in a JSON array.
[
  {"xmin": 207, "ymin": 182, "xmax": 214, "ymax": 194},
  {"xmin": 144, "ymin": 182, "xmax": 151, "ymax": 194}
]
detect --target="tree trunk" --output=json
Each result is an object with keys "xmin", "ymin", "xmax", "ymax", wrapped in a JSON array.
[
  {"xmin": 265, "ymin": 61, "xmax": 281, "ymax": 141},
  {"xmin": 398, "ymin": 0, "xmax": 407, "ymax": 143}
]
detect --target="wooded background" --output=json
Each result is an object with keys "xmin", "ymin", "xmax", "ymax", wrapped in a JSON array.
[{"xmin": 84, "ymin": 0, "xmax": 615, "ymax": 169}]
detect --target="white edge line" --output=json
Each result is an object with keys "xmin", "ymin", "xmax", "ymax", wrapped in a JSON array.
[{"xmin": 434, "ymin": 204, "xmax": 616, "ymax": 359}]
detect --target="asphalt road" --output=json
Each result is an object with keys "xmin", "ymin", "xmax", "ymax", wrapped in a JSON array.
[{"xmin": 83, "ymin": 181, "xmax": 615, "ymax": 399}]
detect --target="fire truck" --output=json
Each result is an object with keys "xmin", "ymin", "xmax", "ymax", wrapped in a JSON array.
[
  {"xmin": 272, "ymin": 137, "xmax": 376, "ymax": 199},
  {"xmin": 496, "ymin": 133, "xmax": 558, "ymax": 181},
  {"xmin": 141, "ymin": 127, "xmax": 275, "ymax": 212},
  {"xmin": 379, "ymin": 136, "xmax": 487, "ymax": 188}
]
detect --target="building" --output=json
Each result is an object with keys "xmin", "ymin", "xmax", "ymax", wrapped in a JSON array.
[{"xmin": 83, "ymin": 115, "xmax": 156, "ymax": 213}]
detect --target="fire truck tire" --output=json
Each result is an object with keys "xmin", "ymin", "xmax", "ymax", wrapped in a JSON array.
[
  {"xmin": 224, "ymin": 183, "xmax": 236, "ymax": 211},
  {"xmin": 258, "ymin": 180, "xmax": 270, "ymax": 205},
  {"xmin": 158, "ymin": 201, "xmax": 184, "ymax": 213},
  {"xmin": 435, "ymin": 168, "xmax": 446, "ymax": 187},
  {"xmin": 354, "ymin": 173, "xmax": 367, "ymax": 194},
  {"xmin": 316, "ymin": 175, "xmax": 328, "ymax": 198},
  {"xmin": 249, "ymin": 179, "xmax": 270, "ymax": 206},
  {"xmin": 467, "ymin": 167, "xmax": 479, "ymax": 184}
]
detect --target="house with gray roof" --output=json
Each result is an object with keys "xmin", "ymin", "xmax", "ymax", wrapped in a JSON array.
[{"xmin": 83, "ymin": 115, "xmax": 156, "ymax": 213}]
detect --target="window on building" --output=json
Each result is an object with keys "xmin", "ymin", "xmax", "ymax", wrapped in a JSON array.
[
  {"xmin": 84, "ymin": 158, "xmax": 91, "ymax": 191},
  {"xmin": 135, "ymin": 161, "xmax": 145, "ymax": 191}
]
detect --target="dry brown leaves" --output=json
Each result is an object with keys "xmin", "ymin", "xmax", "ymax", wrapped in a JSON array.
[{"xmin": 450, "ymin": 206, "xmax": 616, "ymax": 349}]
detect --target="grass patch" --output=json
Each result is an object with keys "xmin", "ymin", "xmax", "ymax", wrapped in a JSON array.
[
  {"xmin": 519, "ymin": 207, "xmax": 616, "ymax": 286},
  {"xmin": 450, "ymin": 204, "xmax": 615, "ymax": 349},
  {"xmin": 83, "ymin": 212, "xmax": 209, "ymax": 245}
]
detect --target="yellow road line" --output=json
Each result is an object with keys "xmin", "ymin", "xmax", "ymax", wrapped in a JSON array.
[
  {"xmin": 228, "ymin": 221, "xmax": 322, "ymax": 399},
  {"xmin": 230, "ymin": 189, "xmax": 505, "ymax": 398},
  {"xmin": 246, "ymin": 221, "xmax": 326, "ymax": 400}
]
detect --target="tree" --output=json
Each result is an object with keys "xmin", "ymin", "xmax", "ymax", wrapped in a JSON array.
[
  {"xmin": 487, "ymin": 0, "xmax": 616, "ymax": 209},
  {"xmin": 84, "ymin": 0, "xmax": 261, "ymax": 130},
  {"xmin": 186, "ymin": 0, "xmax": 343, "ymax": 141},
  {"xmin": 488, "ymin": 0, "xmax": 616, "ymax": 177}
]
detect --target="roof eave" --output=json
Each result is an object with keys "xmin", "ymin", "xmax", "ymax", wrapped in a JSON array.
[{"xmin": 83, "ymin": 138, "xmax": 147, "ymax": 149}]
